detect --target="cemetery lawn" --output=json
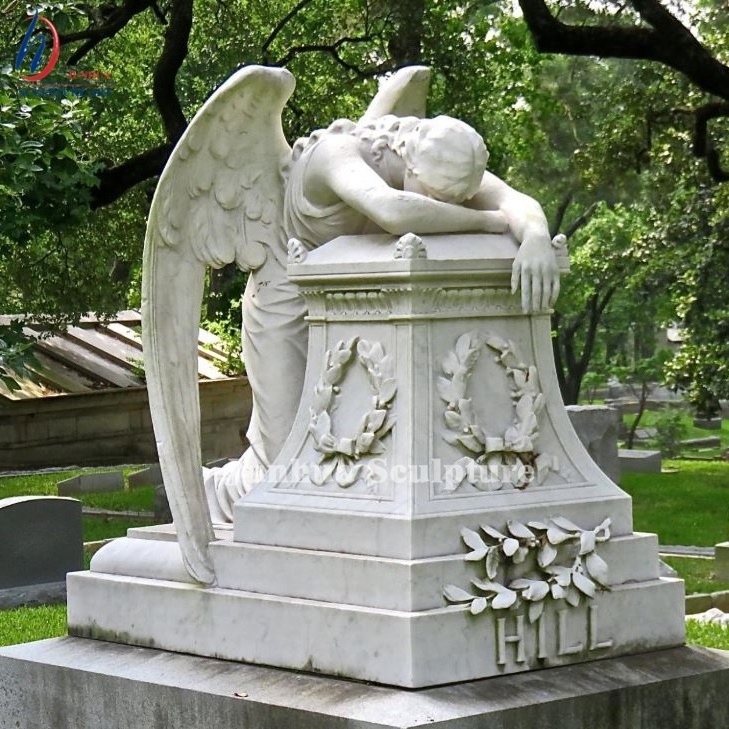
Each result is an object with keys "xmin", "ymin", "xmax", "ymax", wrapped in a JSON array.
[
  {"xmin": 0, "ymin": 468, "xmax": 154, "ymax": 512},
  {"xmin": 620, "ymin": 459, "xmax": 729, "ymax": 547},
  {"xmin": 622, "ymin": 410, "xmax": 729, "ymax": 458},
  {"xmin": 0, "ymin": 469, "xmax": 158, "ymax": 542},
  {"xmin": 0, "ymin": 604, "xmax": 67, "ymax": 647},
  {"xmin": 663, "ymin": 557, "xmax": 729, "ymax": 595}
]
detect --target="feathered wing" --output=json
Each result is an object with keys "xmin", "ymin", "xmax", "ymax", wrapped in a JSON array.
[
  {"xmin": 360, "ymin": 65, "xmax": 431, "ymax": 122},
  {"xmin": 142, "ymin": 66, "xmax": 295, "ymax": 584}
]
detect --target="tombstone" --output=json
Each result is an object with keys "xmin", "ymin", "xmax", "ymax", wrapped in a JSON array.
[
  {"xmin": 716, "ymin": 542, "xmax": 729, "ymax": 583},
  {"xmin": 619, "ymin": 448, "xmax": 662, "ymax": 473},
  {"xmin": 57, "ymin": 471, "xmax": 124, "ymax": 496},
  {"xmin": 127, "ymin": 464, "xmax": 162, "ymax": 489},
  {"xmin": 565, "ymin": 405, "xmax": 620, "ymax": 483},
  {"xmin": 0, "ymin": 496, "xmax": 83, "ymax": 608}
]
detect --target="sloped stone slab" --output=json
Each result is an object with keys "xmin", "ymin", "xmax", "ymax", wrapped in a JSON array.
[{"xmin": 1, "ymin": 638, "xmax": 729, "ymax": 729}]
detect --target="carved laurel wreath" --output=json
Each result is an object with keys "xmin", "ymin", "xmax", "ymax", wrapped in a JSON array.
[
  {"xmin": 438, "ymin": 331, "xmax": 558, "ymax": 491},
  {"xmin": 444, "ymin": 517, "xmax": 611, "ymax": 624},
  {"xmin": 308, "ymin": 337, "xmax": 396, "ymax": 488}
]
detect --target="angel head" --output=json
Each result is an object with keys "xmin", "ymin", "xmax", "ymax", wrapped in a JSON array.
[
  {"xmin": 356, "ymin": 114, "xmax": 488, "ymax": 205},
  {"xmin": 399, "ymin": 116, "xmax": 489, "ymax": 205}
]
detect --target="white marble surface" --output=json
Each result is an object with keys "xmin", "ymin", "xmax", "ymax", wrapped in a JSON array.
[
  {"xmin": 69, "ymin": 229, "xmax": 687, "ymax": 687},
  {"xmin": 68, "ymin": 570, "xmax": 684, "ymax": 687},
  {"xmin": 141, "ymin": 65, "xmax": 562, "ymax": 583}
]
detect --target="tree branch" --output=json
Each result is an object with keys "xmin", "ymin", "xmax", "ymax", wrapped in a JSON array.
[
  {"xmin": 60, "ymin": 0, "xmax": 158, "ymax": 65},
  {"xmin": 153, "ymin": 0, "xmax": 193, "ymax": 142},
  {"xmin": 694, "ymin": 102, "xmax": 729, "ymax": 182},
  {"xmin": 275, "ymin": 36, "xmax": 384, "ymax": 77},
  {"xmin": 565, "ymin": 201, "xmax": 599, "ymax": 238},
  {"xmin": 91, "ymin": 144, "xmax": 173, "ymax": 208},
  {"xmin": 261, "ymin": 0, "xmax": 317, "ymax": 63},
  {"xmin": 550, "ymin": 191, "xmax": 573, "ymax": 237},
  {"xmin": 518, "ymin": 0, "xmax": 729, "ymax": 101}
]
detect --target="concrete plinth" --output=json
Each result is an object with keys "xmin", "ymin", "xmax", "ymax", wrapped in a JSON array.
[{"xmin": 1, "ymin": 638, "xmax": 729, "ymax": 729}]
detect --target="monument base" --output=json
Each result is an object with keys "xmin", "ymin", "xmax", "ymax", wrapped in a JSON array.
[{"xmin": 1, "ymin": 637, "xmax": 729, "ymax": 729}]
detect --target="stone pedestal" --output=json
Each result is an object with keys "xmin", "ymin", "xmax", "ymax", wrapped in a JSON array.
[
  {"xmin": 67, "ymin": 233, "xmax": 684, "ymax": 688},
  {"xmin": 2, "ymin": 638, "xmax": 729, "ymax": 729}
]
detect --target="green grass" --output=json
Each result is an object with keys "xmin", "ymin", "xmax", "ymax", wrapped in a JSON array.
[
  {"xmin": 82, "ymin": 516, "xmax": 156, "ymax": 542},
  {"xmin": 664, "ymin": 556, "xmax": 729, "ymax": 595},
  {"xmin": 686, "ymin": 619, "xmax": 729, "ymax": 650},
  {"xmin": 620, "ymin": 460, "xmax": 729, "ymax": 546},
  {"xmin": 0, "ymin": 468, "xmax": 155, "ymax": 512},
  {"xmin": 622, "ymin": 408, "xmax": 729, "ymax": 457},
  {"xmin": 0, "ymin": 604, "xmax": 67, "ymax": 647}
]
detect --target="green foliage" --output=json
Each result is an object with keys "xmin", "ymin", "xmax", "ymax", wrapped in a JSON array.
[
  {"xmin": 653, "ymin": 409, "xmax": 690, "ymax": 458},
  {"xmin": 686, "ymin": 620, "xmax": 729, "ymax": 650},
  {"xmin": 0, "ymin": 3, "xmax": 133, "ymax": 324},
  {"xmin": 0, "ymin": 319, "xmax": 40, "ymax": 391},
  {"xmin": 0, "ymin": 0, "xmax": 726, "ymax": 412}
]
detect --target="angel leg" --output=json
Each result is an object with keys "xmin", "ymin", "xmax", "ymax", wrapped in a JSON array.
[{"xmin": 204, "ymin": 274, "xmax": 309, "ymax": 521}]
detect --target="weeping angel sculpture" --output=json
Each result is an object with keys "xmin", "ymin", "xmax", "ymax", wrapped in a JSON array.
[{"xmin": 142, "ymin": 65, "xmax": 560, "ymax": 584}]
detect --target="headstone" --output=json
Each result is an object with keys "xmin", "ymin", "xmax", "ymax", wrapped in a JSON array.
[
  {"xmin": 565, "ymin": 405, "xmax": 620, "ymax": 483},
  {"xmin": 153, "ymin": 484, "xmax": 172, "ymax": 523},
  {"xmin": 127, "ymin": 464, "xmax": 162, "ymax": 488},
  {"xmin": 0, "ymin": 496, "xmax": 83, "ymax": 608},
  {"xmin": 619, "ymin": 448, "xmax": 662, "ymax": 473},
  {"xmin": 681, "ymin": 436, "xmax": 721, "ymax": 449},
  {"xmin": 57, "ymin": 471, "xmax": 124, "ymax": 495},
  {"xmin": 715, "ymin": 542, "xmax": 729, "ymax": 583}
]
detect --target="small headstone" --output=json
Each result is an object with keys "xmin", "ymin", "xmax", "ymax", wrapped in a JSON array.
[
  {"xmin": 0, "ymin": 496, "xmax": 83, "ymax": 606},
  {"xmin": 127, "ymin": 464, "xmax": 163, "ymax": 488},
  {"xmin": 681, "ymin": 436, "xmax": 721, "ymax": 449},
  {"xmin": 715, "ymin": 542, "xmax": 729, "ymax": 583},
  {"xmin": 619, "ymin": 448, "xmax": 662, "ymax": 473},
  {"xmin": 565, "ymin": 405, "xmax": 620, "ymax": 483},
  {"xmin": 693, "ymin": 417, "xmax": 722, "ymax": 430},
  {"xmin": 154, "ymin": 484, "xmax": 172, "ymax": 523},
  {"xmin": 57, "ymin": 471, "xmax": 124, "ymax": 496}
]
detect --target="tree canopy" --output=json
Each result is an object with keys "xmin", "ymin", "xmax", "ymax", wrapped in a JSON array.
[{"xmin": 1, "ymin": 0, "xmax": 729, "ymax": 405}]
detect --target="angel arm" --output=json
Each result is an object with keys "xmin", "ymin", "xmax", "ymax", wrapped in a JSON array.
[
  {"xmin": 311, "ymin": 135, "xmax": 507, "ymax": 236},
  {"xmin": 468, "ymin": 171, "xmax": 560, "ymax": 313}
]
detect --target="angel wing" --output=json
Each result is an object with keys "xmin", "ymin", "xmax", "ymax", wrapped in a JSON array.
[
  {"xmin": 141, "ymin": 66, "xmax": 295, "ymax": 584},
  {"xmin": 360, "ymin": 65, "xmax": 431, "ymax": 122}
]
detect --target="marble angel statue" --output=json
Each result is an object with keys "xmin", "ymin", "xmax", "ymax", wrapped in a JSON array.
[{"xmin": 142, "ymin": 65, "xmax": 560, "ymax": 584}]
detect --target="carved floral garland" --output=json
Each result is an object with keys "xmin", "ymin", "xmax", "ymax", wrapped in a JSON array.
[
  {"xmin": 444, "ymin": 517, "xmax": 611, "ymax": 624},
  {"xmin": 308, "ymin": 337, "xmax": 396, "ymax": 488},
  {"xmin": 438, "ymin": 331, "xmax": 558, "ymax": 491}
]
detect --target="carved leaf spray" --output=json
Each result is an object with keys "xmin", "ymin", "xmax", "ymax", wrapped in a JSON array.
[
  {"xmin": 444, "ymin": 517, "xmax": 611, "ymax": 624},
  {"xmin": 438, "ymin": 331, "xmax": 559, "ymax": 491},
  {"xmin": 308, "ymin": 337, "xmax": 396, "ymax": 487}
]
